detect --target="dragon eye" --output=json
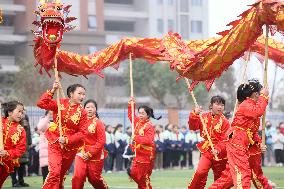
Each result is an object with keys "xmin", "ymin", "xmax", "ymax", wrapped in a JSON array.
[
  {"xmin": 56, "ymin": 6, "xmax": 62, "ymax": 11},
  {"xmin": 41, "ymin": 9, "xmax": 45, "ymax": 13}
]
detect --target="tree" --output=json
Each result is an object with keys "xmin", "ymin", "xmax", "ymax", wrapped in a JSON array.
[
  {"xmin": 212, "ymin": 66, "xmax": 236, "ymax": 112},
  {"xmin": 12, "ymin": 60, "xmax": 52, "ymax": 105},
  {"xmin": 0, "ymin": 73, "xmax": 17, "ymax": 102},
  {"xmin": 124, "ymin": 59, "xmax": 209, "ymax": 109}
]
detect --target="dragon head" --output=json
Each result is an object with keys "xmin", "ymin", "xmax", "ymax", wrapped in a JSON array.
[
  {"xmin": 33, "ymin": 0, "xmax": 76, "ymax": 46},
  {"xmin": 260, "ymin": 0, "xmax": 284, "ymax": 33}
]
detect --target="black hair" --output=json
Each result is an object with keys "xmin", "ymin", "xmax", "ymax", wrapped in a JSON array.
[
  {"xmin": 210, "ymin": 95, "xmax": 225, "ymax": 106},
  {"xmin": 237, "ymin": 79, "xmax": 263, "ymax": 103},
  {"xmin": 84, "ymin": 99, "xmax": 99, "ymax": 118},
  {"xmin": 45, "ymin": 110, "xmax": 51, "ymax": 116},
  {"xmin": 105, "ymin": 125, "xmax": 111, "ymax": 132},
  {"xmin": 138, "ymin": 105, "xmax": 162, "ymax": 120},
  {"xmin": 2, "ymin": 101, "xmax": 24, "ymax": 118},
  {"xmin": 114, "ymin": 123, "xmax": 123, "ymax": 134},
  {"xmin": 181, "ymin": 125, "xmax": 187, "ymax": 129},
  {"xmin": 66, "ymin": 84, "xmax": 85, "ymax": 98}
]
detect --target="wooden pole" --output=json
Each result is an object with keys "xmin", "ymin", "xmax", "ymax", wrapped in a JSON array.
[
  {"xmin": 231, "ymin": 50, "xmax": 251, "ymax": 123},
  {"xmin": 0, "ymin": 103, "xmax": 3, "ymax": 150},
  {"xmin": 54, "ymin": 49, "xmax": 63, "ymax": 139},
  {"xmin": 185, "ymin": 78, "xmax": 218, "ymax": 160},
  {"xmin": 262, "ymin": 25, "xmax": 269, "ymax": 145},
  {"xmin": 129, "ymin": 53, "xmax": 135, "ymax": 137}
]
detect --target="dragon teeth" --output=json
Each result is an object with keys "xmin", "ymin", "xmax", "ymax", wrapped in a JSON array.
[{"xmin": 43, "ymin": 18, "xmax": 62, "ymax": 24}]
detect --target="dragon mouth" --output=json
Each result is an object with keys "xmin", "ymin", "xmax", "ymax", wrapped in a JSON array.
[{"xmin": 42, "ymin": 17, "xmax": 64, "ymax": 45}]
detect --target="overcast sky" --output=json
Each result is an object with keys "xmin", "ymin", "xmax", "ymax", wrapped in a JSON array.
[{"xmin": 208, "ymin": 0, "xmax": 284, "ymax": 97}]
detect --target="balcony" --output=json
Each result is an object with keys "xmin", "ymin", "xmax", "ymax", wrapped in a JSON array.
[
  {"xmin": 0, "ymin": 3, "xmax": 26, "ymax": 12},
  {"xmin": 0, "ymin": 56, "xmax": 19, "ymax": 72},
  {"xmin": 0, "ymin": 33, "xmax": 26, "ymax": 44}
]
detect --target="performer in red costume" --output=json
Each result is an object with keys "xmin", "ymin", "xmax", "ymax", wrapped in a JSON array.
[
  {"xmin": 187, "ymin": 95, "xmax": 230, "ymax": 189},
  {"xmin": 0, "ymin": 101, "xmax": 26, "ymax": 188},
  {"xmin": 209, "ymin": 79, "xmax": 269, "ymax": 189},
  {"xmin": 37, "ymin": 82, "xmax": 88, "ymax": 189},
  {"xmin": 249, "ymin": 143, "xmax": 276, "ymax": 189},
  {"xmin": 72, "ymin": 99, "xmax": 108, "ymax": 189},
  {"xmin": 127, "ymin": 98, "xmax": 161, "ymax": 189}
]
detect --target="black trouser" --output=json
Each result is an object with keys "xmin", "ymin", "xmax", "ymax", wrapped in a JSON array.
[
  {"xmin": 188, "ymin": 150, "xmax": 193, "ymax": 167},
  {"xmin": 115, "ymin": 152, "xmax": 124, "ymax": 171},
  {"xmin": 10, "ymin": 163, "xmax": 26, "ymax": 185},
  {"xmin": 41, "ymin": 166, "xmax": 49, "ymax": 183},
  {"xmin": 275, "ymin": 149, "xmax": 284, "ymax": 163},
  {"xmin": 180, "ymin": 151, "xmax": 187, "ymax": 167},
  {"xmin": 172, "ymin": 150, "xmax": 180, "ymax": 167},
  {"xmin": 262, "ymin": 153, "xmax": 265, "ymax": 166},
  {"xmin": 28, "ymin": 148, "xmax": 39, "ymax": 175},
  {"xmin": 163, "ymin": 150, "xmax": 173, "ymax": 168},
  {"xmin": 104, "ymin": 153, "xmax": 114, "ymax": 172}
]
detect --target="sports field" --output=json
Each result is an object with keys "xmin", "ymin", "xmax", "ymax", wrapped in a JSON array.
[{"xmin": 3, "ymin": 167, "xmax": 284, "ymax": 188}]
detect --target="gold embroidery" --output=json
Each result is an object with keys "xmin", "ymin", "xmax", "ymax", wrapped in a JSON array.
[
  {"xmin": 145, "ymin": 174, "xmax": 150, "ymax": 189},
  {"xmin": 48, "ymin": 122, "xmax": 57, "ymax": 132},
  {"xmin": 11, "ymin": 132, "xmax": 20, "ymax": 145},
  {"xmin": 138, "ymin": 128, "xmax": 144, "ymax": 136},
  {"xmin": 247, "ymin": 128, "xmax": 255, "ymax": 145},
  {"xmin": 88, "ymin": 123, "xmax": 96, "ymax": 133},
  {"xmin": 204, "ymin": 117, "xmax": 208, "ymax": 124},
  {"xmin": 70, "ymin": 107, "xmax": 81, "ymax": 125},
  {"xmin": 235, "ymin": 166, "xmax": 243, "ymax": 189},
  {"xmin": 252, "ymin": 170, "xmax": 263, "ymax": 189},
  {"xmin": 88, "ymin": 117, "xmax": 98, "ymax": 133},
  {"xmin": 59, "ymin": 103, "xmax": 65, "ymax": 111},
  {"xmin": 214, "ymin": 118, "xmax": 223, "ymax": 133},
  {"xmin": 201, "ymin": 140, "xmax": 209, "ymax": 149}
]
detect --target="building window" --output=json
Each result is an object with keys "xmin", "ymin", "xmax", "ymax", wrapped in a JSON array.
[
  {"xmin": 158, "ymin": 19, "xmax": 164, "ymax": 33},
  {"xmin": 1, "ymin": 14, "xmax": 14, "ymax": 27},
  {"xmin": 191, "ymin": 20, "xmax": 202, "ymax": 33},
  {"xmin": 158, "ymin": 0, "xmax": 163, "ymax": 5},
  {"xmin": 105, "ymin": 0, "xmax": 133, "ymax": 4},
  {"xmin": 0, "ymin": 45, "xmax": 14, "ymax": 56},
  {"xmin": 180, "ymin": 0, "xmax": 189, "ymax": 12},
  {"xmin": 180, "ymin": 15, "xmax": 189, "ymax": 39},
  {"xmin": 105, "ymin": 20, "xmax": 135, "ymax": 32},
  {"xmin": 88, "ymin": 16, "xmax": 97, "ymax": 29},
  {"xmin": 191, "ymin": 0, "xmax": 202, "ymax": 6},
  {"xmin": 167, "ymin": 0, "xmax": 174, "ymax": 5},
  {"xmin": 88, "ymin": 46, "xmax": 97, "ymax": 54},
  {"xmin": 88, "ymin": 0, "xmax": 96, "ymax": 15},
  {"xmin": 168, "ymin": 19, "xmax": 174, "ymax": 31}
]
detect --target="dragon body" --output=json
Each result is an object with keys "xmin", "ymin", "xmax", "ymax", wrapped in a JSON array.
[{"xmin": 33, "ymin": 0, "xmax": 284, "ymax": 82}]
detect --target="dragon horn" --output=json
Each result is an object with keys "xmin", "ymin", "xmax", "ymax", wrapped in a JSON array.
[
  {"xmin": 55, "ymin": 0, "xmax": 61, "ymax": 3},
  {"xmin": 39, "ymin": 0, "xmax": 46, "ymax": 4}
]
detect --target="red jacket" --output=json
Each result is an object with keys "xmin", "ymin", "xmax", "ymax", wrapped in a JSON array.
[
  {"xmin": 188, "ymin": 111, "xmax": 230, "ymax": 160},
  {"xmin": 81, "ymin": 116, "xmax": 107, "ymax": 161},
  {"xmin": 230, "ymin": 94, "xmax": 268, "ymax": 151},
  {"xmin": 128, "ymin": 102, "xmax": 155, "ymax": 163},
  {"xmin": 37, "ymin": 91, "xmax": 88, "ymax": 151},
  {"xmin": 1, "ymin": 118, "xmax": 26, "ymax": 173}
]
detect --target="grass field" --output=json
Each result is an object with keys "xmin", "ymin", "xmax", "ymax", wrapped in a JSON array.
[{"xmin": 3, "ymin": 167, "xmax": 284, "ymax": 188}]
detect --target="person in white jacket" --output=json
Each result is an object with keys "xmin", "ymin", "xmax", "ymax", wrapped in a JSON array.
[{"xmin": 272, "ymin": 126, "xmax": 284, "ymax": 167}]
